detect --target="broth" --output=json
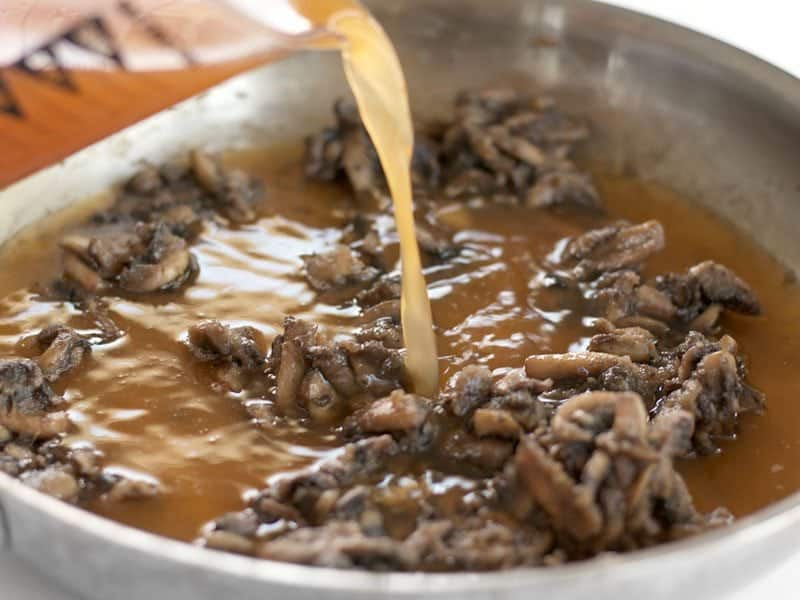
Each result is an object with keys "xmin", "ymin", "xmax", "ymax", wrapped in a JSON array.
[
  {"xmin": 0, "ymin": 147, "xmax": 798, "ymax": 541},
  {"xmin": 292, "ymin": 0, "xmax": 439, "ymax": 395}
]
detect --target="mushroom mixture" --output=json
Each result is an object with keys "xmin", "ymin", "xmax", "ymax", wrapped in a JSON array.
[
  {"xmin": 0, "ymin": 89, "xmax": 771, "ymax": 571},
  {"xmin": 1, "ymin": 150, "xmax": 262, "ymax": 506}
]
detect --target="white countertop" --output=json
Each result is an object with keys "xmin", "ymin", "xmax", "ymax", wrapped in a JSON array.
[{"xmin": 2, "ymin": 0, "xmax": 799, "ymax": 597}]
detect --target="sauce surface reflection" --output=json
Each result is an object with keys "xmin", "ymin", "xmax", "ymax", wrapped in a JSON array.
[{"xmin": 0, "ymin": 148, "xmax": 798, "ymax": 540}]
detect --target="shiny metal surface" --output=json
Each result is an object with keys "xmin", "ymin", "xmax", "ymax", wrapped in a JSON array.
[
  {"xmin": 1, "ymin": 1, "xmax": 800, "ymax": 598},
  {"xmin": 0, "ymin": 496, "xmax": 8, "ymax": 549}
]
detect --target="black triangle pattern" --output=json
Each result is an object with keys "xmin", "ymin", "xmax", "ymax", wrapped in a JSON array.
[
  {"xmin": 117, "ymin": 0, "xmax": 195, "ymax": 65},
  {"xmin": 13, "ymin": 43, "xmax": 77, "ymax": 92},
  {"xmin": 63, "ymin": 16, "xmax": 126, "ymax": 69},
  {"xmin": 9, "ymin": 14, "xmax": 123, "ymax": 96},
  {"xmin": 0, "ymin": 72, "xmax": 24, "ymax": 118},
  {"xmin": 2, "ymin": 7, "xmax": 193, "ymax": 121}
]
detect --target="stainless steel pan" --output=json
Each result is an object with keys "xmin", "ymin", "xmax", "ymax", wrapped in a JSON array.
[{"xmin": 1, "ymin": 1, "xmax": 800, "ymax": 598}]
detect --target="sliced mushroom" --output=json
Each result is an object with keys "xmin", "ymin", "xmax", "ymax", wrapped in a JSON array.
[
  {"xmin": 559, "ymin": 221, "xmax": 665, "ymax": 281},
  {"xmin": 587, "ymin": 327, "xmax": 656, "ymax": 362},
  {"xmin": 301, "ymin": 369, "xmax": 345, "ymax": 424},
  {"xmin": 35, "ymin": 325, "xmax": 91, "ymax": 382},
  {"xmin": 118, "ymin": 224, "xmax": 196, "ymax": 293},
  {"xmin": 358, "ymin": 390, "xmax": 430, "ymax": 434},
  {"xmin": 473, "ymin": 408, "xmax": 521, "ymax": 439},
  {"xmin": 524, "ymin": 352, "xmax": 634, "ymax": 380}
]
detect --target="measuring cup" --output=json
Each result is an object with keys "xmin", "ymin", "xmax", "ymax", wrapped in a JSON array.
[{"xmin": 0, "ymin": 0, "xmax": 354, "ymax": 185}]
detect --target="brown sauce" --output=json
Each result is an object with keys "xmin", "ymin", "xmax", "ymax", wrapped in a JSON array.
[
  {"xmin": 598, "ymin": 177, "xmax": 800, "ymax": 517},
  {"xmin": 0, "ymin": 147, "xmax": 798, "ymax": 541}
]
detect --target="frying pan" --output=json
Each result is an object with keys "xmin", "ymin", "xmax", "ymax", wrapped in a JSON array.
[{"xmin": 1, "ymin": 1, "xmax": 799, "ymax": 598}]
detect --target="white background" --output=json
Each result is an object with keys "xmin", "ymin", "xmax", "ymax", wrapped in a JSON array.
[{"xmin": 1, "ymin": 0, "xmax": 799, "ymax": 597}]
